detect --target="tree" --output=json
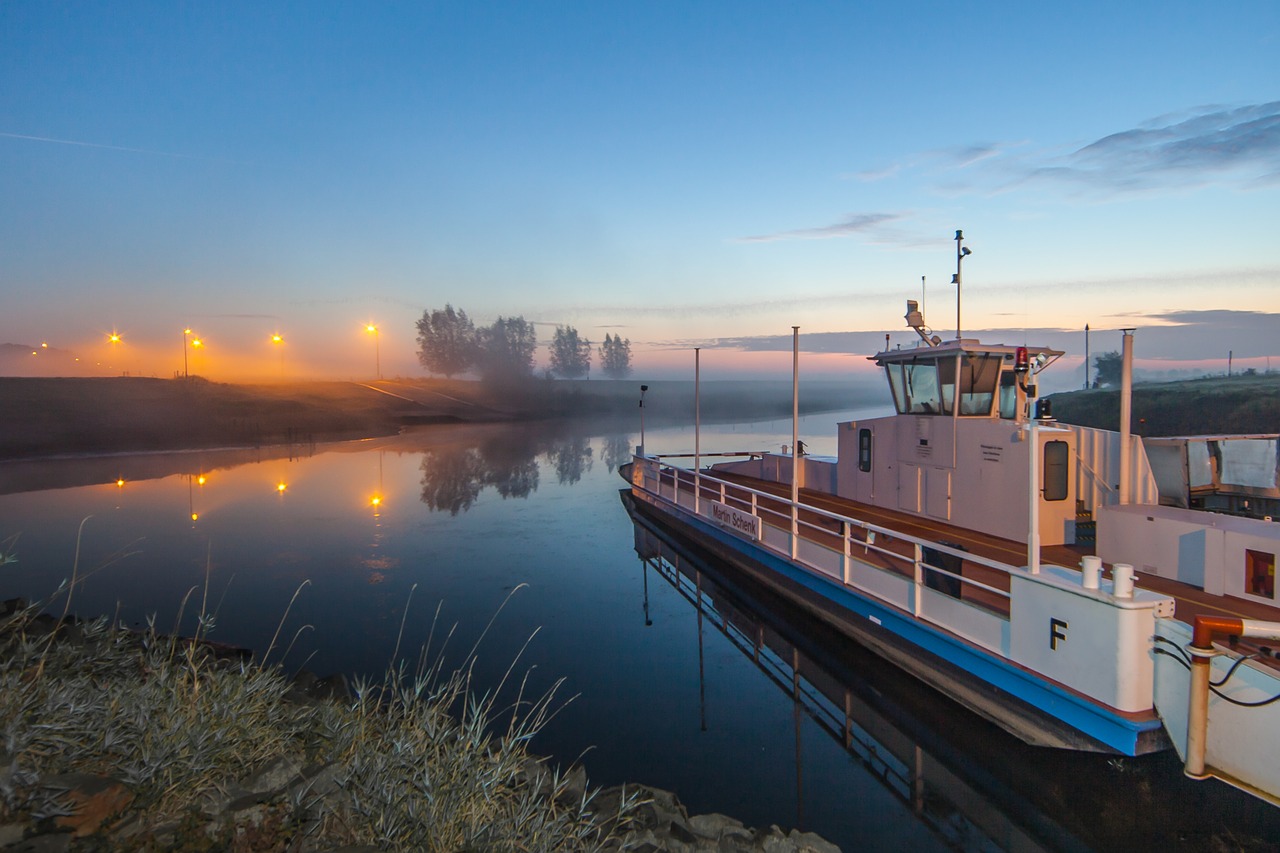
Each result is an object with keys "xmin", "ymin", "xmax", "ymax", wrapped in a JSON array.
[
  {"xmin": 598, "ymin": 333, "xmax": 632, "ymax": 379},
  {"xmin": 549, "ymin": 325, "xmax": 591, "ymax": 378},
  {"xmin": 416, "ymin": 305, "xmax": 478, "ymax": 378},
  {"xmin": 478, "ymin": 316, "xmax": 537, "ymax": 383},
  {"xmin": 1094, "ymin": 351, "xmax": 1122, "ymax": 388}
]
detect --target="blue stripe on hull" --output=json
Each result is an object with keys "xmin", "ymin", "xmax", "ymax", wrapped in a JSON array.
[{"xmin": 643, "ymin": 491, "xmax": 1162, "ymax": 756}]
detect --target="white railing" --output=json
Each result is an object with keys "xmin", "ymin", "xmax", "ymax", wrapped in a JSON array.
[{"xmin": 633, "ymin": 454, "xmax": 1017, "ymax": 655}]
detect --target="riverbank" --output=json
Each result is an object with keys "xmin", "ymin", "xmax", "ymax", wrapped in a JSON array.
[
  {"xmin": 0, "ymin": 600, "xmax": 839, "ymax": 852},
  {"xmin": 0, "ymin": 376, "xmax": 876, "ymax": 462}
]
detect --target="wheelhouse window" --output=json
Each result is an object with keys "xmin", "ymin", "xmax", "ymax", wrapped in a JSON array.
[
  {"xmin": 999, "ymin": 372, "xmax": 1018, "ymax": 420},
  {"xmin": 885, "ymin": 358, "xmax": 950, "ymax": 415},
  {"xmin": 958, "ymin": 353, "xmax": 1002, "ymax": 416}
]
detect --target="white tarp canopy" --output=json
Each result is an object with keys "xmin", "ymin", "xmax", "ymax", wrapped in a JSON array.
[{"xmin": 1218, "ymin": 438, "xmax": 1280, "ymax": 490}]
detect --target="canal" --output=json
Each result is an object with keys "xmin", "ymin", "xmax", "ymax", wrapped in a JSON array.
[{"xmin": 1, "ymin": 412, "xmax": 1276, "ymax": 851}]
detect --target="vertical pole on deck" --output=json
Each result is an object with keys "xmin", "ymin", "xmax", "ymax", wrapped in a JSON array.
[
  {"xmin": 791, "ymin": 327, "xmax": 800, "ymax": 560},
  {"xmin": 1084, "ymin": 324, "xmax": 1090, "ymax": 390},
  {"xmin": 1028, "ymin": 420, "xmax": 1041, "ymax": 574},
  {"xmin": 1119, "ymin": 329, "xmax": 1135, "ymax": 505},
  {"xmin": 694, "ymin": 348, "xmax": 701, "ymax": 513}
]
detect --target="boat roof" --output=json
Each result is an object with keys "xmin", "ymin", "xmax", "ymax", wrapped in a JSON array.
[{"xmin": 870, "ymin": 336, "xmax": 1065, "ymax": 366}]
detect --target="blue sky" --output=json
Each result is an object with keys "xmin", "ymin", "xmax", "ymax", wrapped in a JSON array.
[{"xmin": 2, "ymin": 1, "xmax": 1277, "ymax": 383}]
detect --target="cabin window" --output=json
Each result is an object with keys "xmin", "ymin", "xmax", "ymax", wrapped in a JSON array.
[
  {"xmin": 1043, "ymin": 440, "xmax": 1069, "ymax": 501},
  {"xmin": 959, "ymin": 353, "xmax": 1001, "ymax": 416},
  {"xmin": 858, "ymin": 429, "xmax": 872, "ymax": 472},
  {"xmin": 1246, "ymin": 549, "xmax": 1275, "ymax": 598},
  {"xmin": 901, "ymin": 359, "xmax": 947, "ymax": 415},
  {"xmin": 885, "ymin": 364, "xmax": 908, "ymax": 415},
  {"xmin": 999, "ymin": 372, "xmax": 1018, "ymax": 420},
  {"xmin": 937, "ymin": 357, "xmax": 957, "ymax": 416}
]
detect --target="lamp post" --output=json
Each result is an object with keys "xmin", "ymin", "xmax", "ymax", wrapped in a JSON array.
[
  {"xmin": 271, "ymin": 333, "xmax": 284, "ymax": 378},
  {"xmin": 183, "ymin": 328, "xmax": 193, "ymax": 379},
  {"xmin": 108, "ymin": 332, "xmax": 121, "ymax": 375},
  {"xmin": 366, "ymin": 324, "xmax": 380, "ymax": 379},
  {"xmin": 638, "ymin": 384, "xmax": 649, "ymax": 457}
]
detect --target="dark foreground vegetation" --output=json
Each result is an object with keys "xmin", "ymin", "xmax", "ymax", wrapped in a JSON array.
[
  {"xmin": 0, "ymin": 376, "xmax": 874, "ymax": 461},
  {"xmin": 0, "ymin": 597, "xmax": 839, "ymax": 852},
  {"xmin": 1049, "ymin": 372, "xmax": 1280, "ymax": 436}
]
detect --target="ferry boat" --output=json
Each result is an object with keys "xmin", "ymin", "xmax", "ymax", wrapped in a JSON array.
[{"xmin": 622, "ymin": 246, "xmax": 1280, "ymax": 805}]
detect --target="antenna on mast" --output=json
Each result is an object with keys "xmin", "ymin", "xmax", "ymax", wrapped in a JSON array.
[{"xmin": 952, "ymin": 230, "xmax": 972, "ymax": 340}]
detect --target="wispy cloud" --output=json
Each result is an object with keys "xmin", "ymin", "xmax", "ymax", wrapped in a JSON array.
[
  {"xmin": 1025, "ymin": 102, "xmax": 1280, "ymax": 192},
  {"xmin": 0, "ymin": 130, "xmax": 246, "ymax": 164},
  {"xmin": 853, "ymin": 101, "xmax": 1280, "ymax": 198},
  {"xmin": 736, "ymin": 212, "xmax": 905, "ymax": 244}
]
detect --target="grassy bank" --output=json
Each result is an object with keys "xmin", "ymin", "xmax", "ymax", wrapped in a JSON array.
[
  {"xmin": 0, "ymin": 597, "xmax": 636, "ymax": 851},
  {"xmin": 1048, "ymin": 373, "xmax": 1280, "ymax": 436}
]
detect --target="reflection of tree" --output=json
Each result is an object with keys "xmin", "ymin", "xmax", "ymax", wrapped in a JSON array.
[
  {"xmin": 418, "ymin": 425, "xmax": 609, "ymax": 514},
  {"xmin": 601, "ymin": 433, "xmax": 632, "ymax": 473},
  {"xmin": 419, "ymin": 448, "xmax": 486, "ymax": 515},
  {"xmin": 546, "ymin": 436, "xmax": 594, "ymax": 485}
]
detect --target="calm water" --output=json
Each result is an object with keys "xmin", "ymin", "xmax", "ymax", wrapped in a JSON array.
[{"xmin": 1, "ymin": 412, "xmax": 1277, "ymax": 852}]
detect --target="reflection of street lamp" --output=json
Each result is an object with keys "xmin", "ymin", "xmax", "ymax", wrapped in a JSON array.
[{"xmin": 366, "ymin": 324, "xmax": 380, "ymax": 379}]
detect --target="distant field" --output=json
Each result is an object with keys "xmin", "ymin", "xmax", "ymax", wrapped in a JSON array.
[{"xmin": 1048, "ymin": 373, "xmax": 1280, "ymax": 436}]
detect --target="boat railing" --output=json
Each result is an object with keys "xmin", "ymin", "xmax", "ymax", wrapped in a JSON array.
[{"xmin": 633, "ymin": 454, "xmax": 1018, "ymax": 655}]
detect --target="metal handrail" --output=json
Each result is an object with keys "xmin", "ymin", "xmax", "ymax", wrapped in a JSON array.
[{"xmin": 652, "ymin": 460, "xmax": 1020, "ymax": 585}]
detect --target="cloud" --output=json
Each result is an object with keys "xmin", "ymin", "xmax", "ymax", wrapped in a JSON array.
[
  {"xmin": 735, "ymin": 212, "xmax": 905, "ymax": 244},
  {"xmin": 0, "ymin": 130, "xmax": 245, "ymax": 164},
  {"xmin": 1026, "ymin": 102, "xmax": 1280, "ymax": 192},
  {"xmin": 684, "ymin": 309, "xmax": 1280, "ymax": 362},
  {"xmin": 853, "ymin": 101, "xmax": 1280, "ymax": 198}
]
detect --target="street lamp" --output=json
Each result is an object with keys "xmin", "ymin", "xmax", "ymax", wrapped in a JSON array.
[
  {"xmin": 183, "ymin": 328, "xmax": 193, "ymax": 379},
  {"xmin": 271, "ymin": 333, "xmax": 285, "ymax": 378},
  {"xmin": 366, "ymin": 324, "xmax": 381, "ymax": 379},
  {"xmin": 108, "ymin": 332, "xmax": 122, "ymax": 375}
]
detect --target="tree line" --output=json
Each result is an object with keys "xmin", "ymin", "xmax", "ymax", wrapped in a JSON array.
[{"xmin": 415, "ymin": 305, "xmax": 631, "ymax": 381}]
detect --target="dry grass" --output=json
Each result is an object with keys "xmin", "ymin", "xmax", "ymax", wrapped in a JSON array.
[{"xmin": 0, "ymin": 574, "xmax": 638, "ymax": 850}]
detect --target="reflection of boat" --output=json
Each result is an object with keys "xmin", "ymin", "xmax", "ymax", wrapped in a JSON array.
[
  {"xmin": 621, "ymin": 496, "xmax": 1280, "ymax": 850},
  {"xmin": 622, "ymin": 242, "xmax": 1280, "ymax": 804}
]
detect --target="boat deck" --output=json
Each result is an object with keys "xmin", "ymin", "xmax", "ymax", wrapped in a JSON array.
[{"xmin": 707, "ymin": 469, "xmax": 1280, "ymax": 666}]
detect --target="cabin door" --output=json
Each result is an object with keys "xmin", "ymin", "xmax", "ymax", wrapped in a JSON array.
[{"xmin": 926, "ymin": 467, "xmax": 951, "ymax": 520}]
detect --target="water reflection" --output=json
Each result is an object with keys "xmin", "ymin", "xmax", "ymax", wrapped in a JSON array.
[{"xmin": 417, "ymin": 428, "xmax": 620, "ymax": 514}]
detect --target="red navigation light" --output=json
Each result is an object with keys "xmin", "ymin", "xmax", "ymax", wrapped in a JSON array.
[{"xmin": 1014, "ymin": 346, "xmax": 1029, "ymax": 374}]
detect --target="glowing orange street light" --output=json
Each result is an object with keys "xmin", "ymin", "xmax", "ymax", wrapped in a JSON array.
[
  {"xmin": 365, "ymin": 324, "xmax": 380, "ymax": 379},
  {"xmin": 271, "ymin": 333, "xmax": 285, "ymax": 378},
  {"xmin": 116, "ymin": 478, "xmax": 125, "ymax": 488},
  {"xmin": 109, "ymin": 332, "xmax": 121, "ymax": 344},
  {"xmin": 276, "ymin": 482, "xmax": 287, "ymax": 493}
]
